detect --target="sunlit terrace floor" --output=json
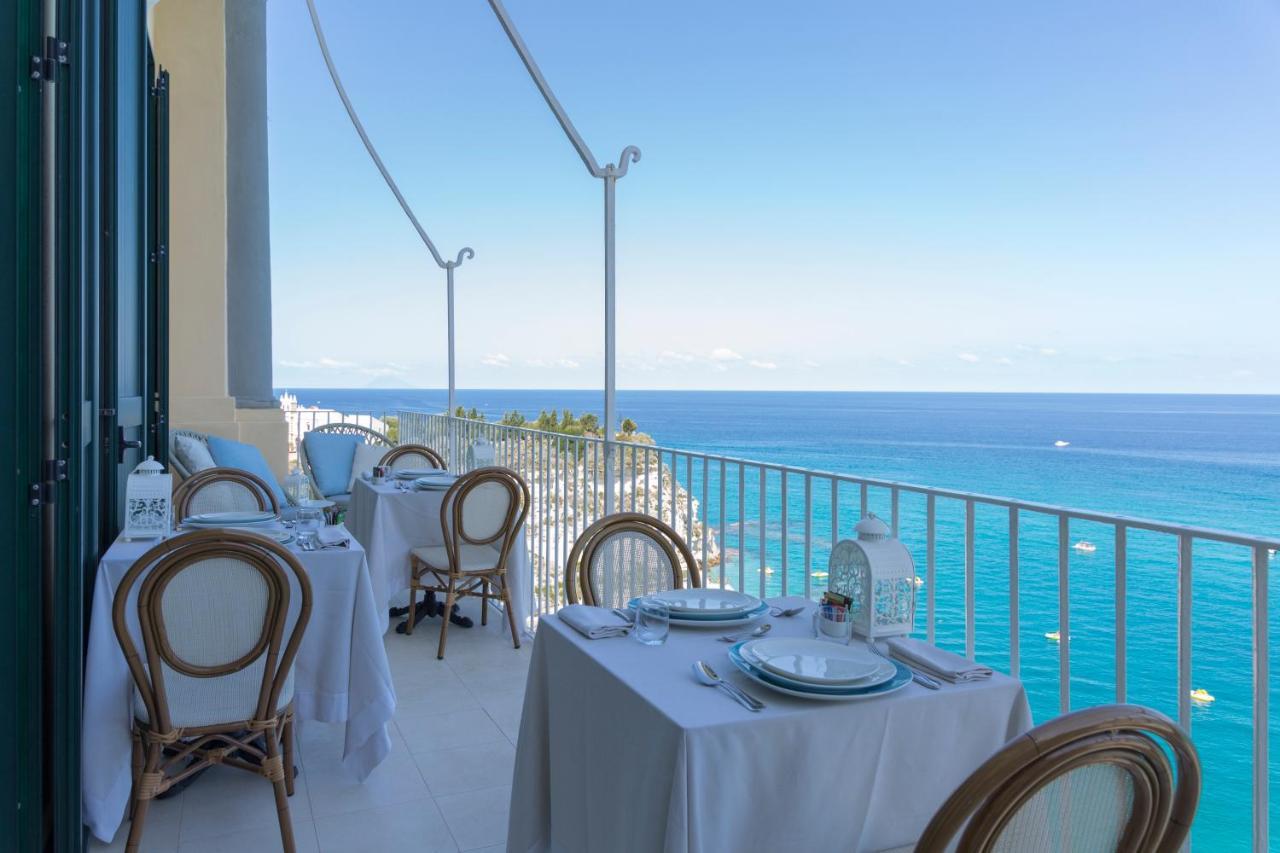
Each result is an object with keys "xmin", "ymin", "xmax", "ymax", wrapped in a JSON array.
[{"xmin": 91, "ymin": 598, "xmax": 531, "ymax": 853}]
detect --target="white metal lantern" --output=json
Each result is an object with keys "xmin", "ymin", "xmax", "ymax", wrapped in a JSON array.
[
  {"xmin": 123, "ymin": 456, "xmax": 173, "ymax": 540},
  {"xmin": 827, "ymin": 513, "xmax": 916, "ymax": 639},
  {"xmin": 467, "ymin": 436, "xmax": 496, "ymax": 470}
]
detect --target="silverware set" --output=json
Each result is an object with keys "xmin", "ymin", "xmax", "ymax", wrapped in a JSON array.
[
  {"xmin": 718, "ymin": 623, "xmax": 772, "ymax": 643},
  {"xmin": 692, "ymin": 661, "xmax": 764, "ymax": 711},
  {"xmin": 769, "ymin": 605, "xmax": 806, "ymax": 618}
]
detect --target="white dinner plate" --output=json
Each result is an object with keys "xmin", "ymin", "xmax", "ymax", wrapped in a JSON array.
[
  {"xmin": 297, "ymin": 499, "xmax": 334, "ymax": 510},
  {"xmin": 743, "ymin": 637, "xmax": 881, "ymax": 685},
  {"xmin": 728, "ymin": 645, "xmax": 912, "ymax": 701},
  {"xmin": 648, "ymin": 588, "xmax": 762, "ymax": 616},
  {"xmin": 628, "ymin": 598, "xmax": 770, "ymax": 628},
  {"xmin": 184, "ymin": 510, "xmax": 277, "ymax": 525},
  {"xmin": 247, "ymin": 529, "xmax": 294, "ymax": 546},
  {"xmin": 739, "ymin": 641, "xmax": 895, "ymax": 688},
  {"xmin": 414, "ymin": 476, "xmax": 457, "ymax": 490},
  {"xmin": 396, "ymin": 468, "xmax": 448, "ymax": 479}
]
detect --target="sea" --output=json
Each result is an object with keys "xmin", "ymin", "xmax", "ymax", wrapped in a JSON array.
[{"xmin": 278, "ymin": 388, "xmax": 1280, "ymax": 849}]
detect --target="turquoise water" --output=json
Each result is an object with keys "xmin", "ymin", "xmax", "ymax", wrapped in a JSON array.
[{"xmin": 280, "ymin": 388, "xmax": 1280, "ymax": 849}]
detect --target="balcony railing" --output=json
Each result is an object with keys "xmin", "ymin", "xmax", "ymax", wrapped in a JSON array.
[{"xmin": 399, "ymin": 408, "xmax": 1279, "ymax": 850}]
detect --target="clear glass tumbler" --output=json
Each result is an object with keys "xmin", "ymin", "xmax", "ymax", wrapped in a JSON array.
[
  {"xmin": 295, "ymin": 506, "xmax": 324, "ymax": 549},
  {"xmin": 633, "ymin": 598, "xmax": 671, "ymax": 646}
]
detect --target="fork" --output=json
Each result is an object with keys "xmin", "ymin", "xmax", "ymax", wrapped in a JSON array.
[{"xmin": 866, "ymin": 640, "xmax": 941, "ymax": 690}]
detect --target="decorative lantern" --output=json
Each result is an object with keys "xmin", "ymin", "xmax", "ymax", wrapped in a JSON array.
[
  {"xmin": 827, "ymin": 513, "xmax": 916, "ymax": 639},
  {"xmin": 467, "ymin": 437, "xmax": 496, "ymax": 470},
  {"xmin": 284, "ymin": 466, "xmax": 312, "ymax": 506},
  {"xmin": 123, "ymin": 456, "xmax": 172, "ymax": 540}
]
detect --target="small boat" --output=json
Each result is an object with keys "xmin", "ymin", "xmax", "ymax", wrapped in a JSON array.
[
  {"xmin": 1190, "ymin": 688, "xmax": 1215, "ymax": 704},
  {"xmin": 1054, "ymin": 440, "xmax": 1070, "ymax": 447},
  {"xmin": 1072, "ymin": 541, "xmax": 1097, "ymax": 553},
  {"xmin": 764, "ymin": 566, "xmax": 775, "ymax": 575},
  {"xmin": 914, "ymin": 576, "xmax": 924, "ymax": 587},
  {"xmin": 1045, "ymin": 631, "xmax": 1060, "ymax": 642},
  {"xmin": 812, "ymin": 571, "xmax": 829, "ymax": 579}
]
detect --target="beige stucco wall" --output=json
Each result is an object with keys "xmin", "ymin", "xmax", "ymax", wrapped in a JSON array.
[{"xmin": 150, "ymin": 0, "xmax": 288, "ymax": 477}]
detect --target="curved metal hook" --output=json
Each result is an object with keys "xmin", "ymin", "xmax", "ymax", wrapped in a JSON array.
[
  {"xmin": 450, "ymin": 247, "xmax": 476, "ymax": 269},
  {"xmin": 610, "ymin": 145, "xmax": 642, "ymax": 178}
]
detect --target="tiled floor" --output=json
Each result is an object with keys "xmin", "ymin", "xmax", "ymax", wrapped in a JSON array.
[{"xmin": 89, "ymin": 600, "xmax": 528, "ymax": 853}]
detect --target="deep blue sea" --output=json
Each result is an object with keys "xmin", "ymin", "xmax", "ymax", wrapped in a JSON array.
[{"xmin": 279, "ymin": 388, "xmax": 1280, "ymax": 848}]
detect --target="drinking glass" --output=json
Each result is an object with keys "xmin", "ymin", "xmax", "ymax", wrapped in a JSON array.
[
  {"xmin": 633, "ymin": 598, "xmax": 670, "ymax": 646},
  {"xmin": 296, "ymin": 506, "xmax": 324, "ymax": 549}
]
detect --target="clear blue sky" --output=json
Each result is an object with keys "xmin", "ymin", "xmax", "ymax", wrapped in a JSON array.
[{"xmin": 266, "ymin": 0, "xmax": 1280, "ymax": 393}]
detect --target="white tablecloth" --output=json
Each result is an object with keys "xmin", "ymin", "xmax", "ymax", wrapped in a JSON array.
[
  {"xmin": 347, "ymin": 478, "xmax": 532, "ymax": 635},
  {"xmin": 82, "ymin": 529, "xmax": 396, "ymax": 843},
  {"xmin": 508, "ymin": 596, "xmax": 1032, "ymax": 853}
]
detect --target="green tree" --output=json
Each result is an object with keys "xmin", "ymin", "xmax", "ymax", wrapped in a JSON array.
[{"xmin": 620, "ymin": 417, "xmax": 637, "ymax": 435}]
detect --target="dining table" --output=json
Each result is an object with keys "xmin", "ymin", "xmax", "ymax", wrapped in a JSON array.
[
  {"xmin": 81, "ymin": 525, "xmax": 396, "ymax": 844},
  {"xmin": 507, "ymin": 595, "xmax": 1033, "ymax": 853},
  {"xmin": 346, "ymin": 477, "xmax": 532, "ymax": 635}
]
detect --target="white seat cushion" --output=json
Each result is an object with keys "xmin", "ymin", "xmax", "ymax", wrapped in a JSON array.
[{"xmin": 412, "ymin": 543, "xmax": 502, "ymax": 573}]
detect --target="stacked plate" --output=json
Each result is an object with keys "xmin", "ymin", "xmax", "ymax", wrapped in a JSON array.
[
  {"xmin": 413, "ymin": 472, "xmax": 458, "ymax": 491},
  {"xmin": 728, "ymin": 637, "xmax": 911, "ymax": 701},
  {"xmin": 395, "ymin": 468, "xmax": 443, "ymax": 480},
  {"xmin": 627, "ymin": 589, "xmax": 768, "ymax": 628},
  {"xmin": 181, "ymin": 510, "xmax": 279, "ymax": 529}
]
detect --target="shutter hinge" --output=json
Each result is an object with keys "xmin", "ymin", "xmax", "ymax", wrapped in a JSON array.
[
  {"xmin": 30, "ymin": 459, "xmax": 67, "ymax": 506},
  {"xmin": 30, "ymin": 37, "xmax": 70, "ymax": 85}
]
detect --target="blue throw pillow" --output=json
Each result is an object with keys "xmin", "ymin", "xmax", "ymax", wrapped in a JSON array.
[
  {"xmin": 204, "ymin": 434, "xmax": 289, "ymax": 506},
  {"xmin": 302, "ymin": 432, "xmax": 361, "ymax": 497}
]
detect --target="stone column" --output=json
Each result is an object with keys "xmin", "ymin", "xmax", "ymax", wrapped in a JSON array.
[{"xmin": 224, "ymin": 0, "xmax": 275, "ymax": 408}]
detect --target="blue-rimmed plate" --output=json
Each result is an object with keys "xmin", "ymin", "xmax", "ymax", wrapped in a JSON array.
[
  {"xmin": 728, "ymin": 642, "xmax": 911, "ymax": 700},
  {"xmin": 627, "ymin": 598, "xmax": 770, "ymax": 628}
]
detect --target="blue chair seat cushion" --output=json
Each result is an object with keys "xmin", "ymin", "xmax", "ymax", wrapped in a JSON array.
[
  {"xmin": 204, "ymin": 435, "xmax": 288, "ymax": 506},
  {"xmin": 303, "ymin": 432, "xmax": 361, "ymax": 497}
]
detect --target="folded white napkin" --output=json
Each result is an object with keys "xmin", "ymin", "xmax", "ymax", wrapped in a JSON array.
[
  {"xmin": 887, "ymin": 637, "xmax": 993, "ymax": 683},
  {"xmin": 317, "ymin": 526, "xmax": 350, "ymax": 547},
  {"xmin": 558, "ymin": 605, "xmax": 631, "ymax": 639}
]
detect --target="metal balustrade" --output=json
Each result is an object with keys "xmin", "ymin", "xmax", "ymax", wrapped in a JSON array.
[{"xmin": 398, "ymin": 409, "xmax": 1278, "ymax": 850}]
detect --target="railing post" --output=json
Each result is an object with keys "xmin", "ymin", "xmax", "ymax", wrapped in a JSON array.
[
  {"xmin": 1253, "ymin": 545, "xmax": 1269, "ymax": 853},
  {"xmin": 602, "ymin": 170, "xmax": 617, "ymax": 517}
]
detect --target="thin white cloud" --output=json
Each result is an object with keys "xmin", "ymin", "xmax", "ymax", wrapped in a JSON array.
[
  {"xmin": 525, "ymin": 357, "xmax": 582, "ymax": 369},
  {"xmin": 557, "ymin": 358, "xmax": 580, "ymax": 369},
  {"xmin": 749, "ymin": 359, "xmax": 778, "ymax": 370},
  {"xmin": 957, "ymin": 352, "xmax": 981, "ymax": 363},
  {"xmin": 896, "ymin": 359, "xmax": 914, "ymax": 367},
  {"xmin": 996, "ymin": 356, "xmax": 1015, "ymax": 366},
  {"xmin": 709, "ymin": 347, "xmax": 743, "ymax": 362},
  {"xmin": 278, "ymin": 357, "xmax": 356, "ymax": 370},
  {"xmin": 481, "ymin": 353, "xmax": 511, "ymax": 368},
  {"xmin": 1039, "ymin": 347, "xmax": 1059, "ymax": 357},
  {"xmin": 659, "ymin": 350, "xmax": 696, "ymax": 365},
  {"xmin": 803, "ymin": 359, "xmax": 821, "ymax": 368}
]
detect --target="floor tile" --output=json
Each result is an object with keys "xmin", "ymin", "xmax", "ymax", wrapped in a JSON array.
[
  {"xmin": 88, "ymin": 791, "xmax": 184, "ymax": 853},
  {"xmin": 305, "ymin": 745, "xmax": 430, "ymax": 817},
  {"xmin": 470, "ymin": 688, "xmax": 526, "ymax": 746},
  {"xmin": 312, "ymin": 797, "xmax": 458, "ymax": 853},
  {"xmin": 412, "ymin": 739, "xmax": 515, "ymax": 797},
  {"xmin": 177, "ymin": 821, "xmax": 320, "ymax": 853},
  {"xmin": 434, "ymin": 785, "xmax": 511, "ymax": 851},
  {"xmin": 177, "ymin": 766, "xmax": 312, "ymax": 844},
  {"xmin": 396, "ymin": 705, "xmax": 505, "ymax": 755}
]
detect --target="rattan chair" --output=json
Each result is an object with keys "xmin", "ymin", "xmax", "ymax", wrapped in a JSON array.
[
  {"xmin": 111, "ymin": 529, "xmax": 312, "ymax": 853},
  {"xmin": 406, "ymin": 467, "xmax": 529, "ymax": 659},
  {"xmin": 915, "ymin": 704, "xmax": 1200, "ymax": 853},
  {"xmin": 172, "ymin": 467, "xmax": 280, "ymax": 521},
  {"xmin": 564, "ymin": 512, "xmax": 702, "ymax": 607},
  {"xmin": 380, "ymin": 443, "xmax": 446, "ymax": 471},
  {"xmin": 297, "ymin": 422, "xmax": 392, "ymax": 507}
]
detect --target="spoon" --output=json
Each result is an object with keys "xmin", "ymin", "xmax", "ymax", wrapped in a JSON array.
[
  {"xmin": 718, "ymin": 623, "xmax": 772, "ymax": 643},
  {"xmin": 770, "ymin": 605, "xmax": 806, "ymax": 618},
  {"xmin": 692, "ymin": 661, "xmax": 764, "ymax": 711}
]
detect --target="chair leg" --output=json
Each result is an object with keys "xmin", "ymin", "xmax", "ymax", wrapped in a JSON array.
[
  {"xmin": 404, "ymin": 567, "xmax": 418, "ymax": 636},
  {"xmin": 437, "ymin": 576, "xmax": 457, "ymax": 660},
  {"xmin": 499, "ymin": 575, "xmax": 521, "ymax": 650},
  {"xmin": 128, "ymin": 730, "xmax": 142, "ymax": 820},
  {"xmin": 282, "ymin": 714, "xmax": 296, "ymax": 797},
  {"xmin": 124, "ymin": 742, "xmax": 161, "ymax": 853},
  {"xmin": 481, "ymin": 578, "xmax": 490, "ymax": 626},
  {"xmin": 265, "ymin": 729, "xmax": 297, "ymax": 853}
]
